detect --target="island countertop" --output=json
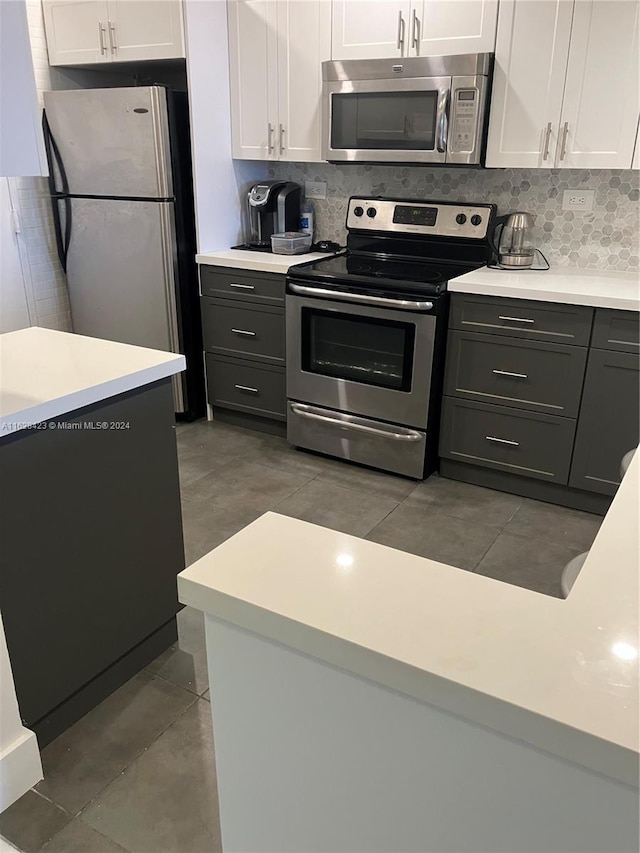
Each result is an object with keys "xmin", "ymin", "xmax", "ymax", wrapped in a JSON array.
[
  {"xmin": 450, "ymin": 266, "xmax": 640, "ymax": 311},
  {"xmin": 179, "ymin": 451, "xmax": 639, "ymax": 788},
  {"xmin": 0, "ymin": 327, "xmax": 185, "ymax": 437}
]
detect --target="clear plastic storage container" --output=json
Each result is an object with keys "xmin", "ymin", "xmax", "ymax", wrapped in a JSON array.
[{"xmin": 271, "ymin": 231, "xmax": 313, "ymax": 255}]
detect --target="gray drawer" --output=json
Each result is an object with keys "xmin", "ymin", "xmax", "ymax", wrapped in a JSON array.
[
  {"xmin": 439, "ymin": 397, "xmax": 576, "ymax": 484},
  {"xmin": 444, "ymin": 331, "xmax": 588, "ymax": 418},
  {"xmin": 206, "ymin": 354, "xmax": 286, "ymax": 420},
  {"xmin": 591, "ymin": 308, "xmax": 640, "ymax": 353},
  {"xmin": 201, "ymin": 298, "xmax": 284, "ymax": 364},
  {"xmin": 450, "ymin": 294, "xmax": 593, "ymax": 345},
  {"xmin": 200, "ymin": 266, "xmax": 285, "ymax": 305}
]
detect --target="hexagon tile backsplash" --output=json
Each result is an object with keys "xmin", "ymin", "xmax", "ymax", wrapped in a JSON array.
[{"xmin": 268, "ymin": 164, "xmax": 639, "ymax": 272}]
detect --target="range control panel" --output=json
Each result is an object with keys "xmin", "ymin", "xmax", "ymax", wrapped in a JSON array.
[{"xmin": 346, "ymin": 198, "xmax": 494, "ymax": 240}]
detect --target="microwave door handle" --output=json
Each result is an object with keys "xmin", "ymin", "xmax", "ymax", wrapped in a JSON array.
[{"xmin": 436, "ymin": 89, "xmax": 450, "ymax": 154}]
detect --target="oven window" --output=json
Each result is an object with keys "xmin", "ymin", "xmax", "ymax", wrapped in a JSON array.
[
  {"xmin": 331, "ymin": 91, "xmax": 438, "ymax": 150},
  {"xmin": 301, "ymin": 308, "xmax": 415, "ymax": 391}
]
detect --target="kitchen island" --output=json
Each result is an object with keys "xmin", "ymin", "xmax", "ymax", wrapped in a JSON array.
[
  {"xmin": 178, "ymin": 449, "xmax": 639, "ymax": 852},
  {"xmin": 0, "ymin": 327, "xmax": 186, "ymax": 746}
]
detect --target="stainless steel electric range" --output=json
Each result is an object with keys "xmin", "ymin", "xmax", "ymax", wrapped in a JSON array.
[{"xmin": 286, "ymin": 196, "xmax": 496, "ymax": 479}]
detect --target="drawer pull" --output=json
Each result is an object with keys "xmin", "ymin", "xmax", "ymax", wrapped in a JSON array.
[
  {"xmin": 234, "ymin": 384, "xmax": 258, "ymax": 393},
  {"xmin": 486, "ymin": 436, "xmax": 520, "ymax": 447},
  {"xmin": 492, "ymin": 369, "xmax": 528, "ymax": 379},
  {"xmin": 229, "ymin": 283, "xmax": 255, "ymax": 290},
  {"xmin": 498, "ymin": 315, "xmax": 535, "ymax": 324},
  {"xmin": 231, "ymin": 328, "xmax": 256, "ymax": 336}
]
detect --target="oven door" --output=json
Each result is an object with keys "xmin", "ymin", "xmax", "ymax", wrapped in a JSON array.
[
  {"xmin": 323, "ymin": 76, "xmax": 450, "ymax": 164},
  {"xmin": 286, "ymin": 290, "xmax": 436, "ymax": 428}
]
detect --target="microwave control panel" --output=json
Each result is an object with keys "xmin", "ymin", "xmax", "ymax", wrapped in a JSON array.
[
  {"xmin": 450, "ymin": 89, "xmax": 479, "ymax": 154},
  {"xmin": 346, "ymin": 198, "xmax": 493, "ymax": 239}
]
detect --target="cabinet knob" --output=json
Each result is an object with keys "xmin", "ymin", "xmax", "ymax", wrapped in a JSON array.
[
  {"xmin": 98, "ymin": 21, "xmax": 107, "ymax": 55},
  {"xmin": 396, "ymin": 10, "xmax": 405, "ymax": 52},
  {"xmin": 542, "ymin": 122, "xmax": 552, "ymax": 161}
]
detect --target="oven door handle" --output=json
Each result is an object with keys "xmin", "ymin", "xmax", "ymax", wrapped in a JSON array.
[
  {"xmin": 288, "ymin": 282, "xmax": 433, "ymax": 311},
  {"xmin": 290, "ymin": 403, "xmax": 423, "ymax": 442}
]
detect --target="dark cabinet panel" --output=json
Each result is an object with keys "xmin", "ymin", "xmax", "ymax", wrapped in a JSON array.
[
  {"xmin": 200, "ymin": 266, "xmax": 285, "ymax": 305},
  {"xmin": 440, "ymin": 397, "xmax": 576, "ymax": 483},
  {"xmin": 206, "ymin": 354, "xmax": 286, "ymax": 420},
  {"xmin": 201, "ymin": 297, "xmax": 285, "ymax": 364},
  {"xmin": 569, "ymin": 349, "xmax": 640, "ymax": 495},
  {"xmin": 444, "ymin": 331, "xmax": 587, "ymax": 418},
  {"xmin": 591, "ymin": 309, "xmax": 640, "ymax": 353},
  {"xmin": 450, "ymin": 294, "xmax": 593, "ymax": 345}
]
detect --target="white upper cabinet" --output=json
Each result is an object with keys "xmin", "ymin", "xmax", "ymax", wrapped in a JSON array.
[
  {"xmin": 487, "ymin": 0, "xmax": 640, "ymax": 169},
  {"xmin": 228, "ymin": 0, "xmax": 276, "ymax": 160},
  {"xmin": 330, "ymin": 0, "xmax": 497, "ymax": 59},
  {"xmin": 228, "ymin": 0, "xmax": 331, "ymax": 162},
  {"xmin": 42, "ymin": 0, "xmax": 185, "ymax": 65},
  {"xmin": 331, "ymin": 0, "xmax": 410, "ymax": 59},
  {"xmin": 412, "ymin": 0, "xmax": 498, "ymax": 56},
  {"xmin": 43, "ymin": 0, "xmax": 110, "ymax": 65},
  {"xmin": 485, "ymin": 0, "xmax": 573, "ymax": 168},
  {"xmin": 559, "ymin": 1, "xmax": 639, "ymax": 169},
  {"xmin": 276, "ymin": 0, "xmax": 331, "ymax": 162},
  {"xmin": 633, "ymin": 122, "xmax": 640, "ymax": 169},
  {"xmin": 106, "ymin": 1, "xmax": 185, "ymax": 61}
]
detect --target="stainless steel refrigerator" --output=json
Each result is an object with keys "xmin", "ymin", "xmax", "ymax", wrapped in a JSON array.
[{"xmin": 43, "ymin": 86, "xmax": 204, "ymax": 418}]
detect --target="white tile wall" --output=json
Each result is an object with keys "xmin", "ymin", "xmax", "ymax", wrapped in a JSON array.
[{"xmin": 15, "ymin": 0, "xmax": 72, "ymax": 332}]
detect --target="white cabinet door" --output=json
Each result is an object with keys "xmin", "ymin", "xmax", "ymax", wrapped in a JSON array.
[
  {"xmin": 485, "ymin": 0, "xmax": 573, "ymax": 168},
  {"xmin": 107, "ymin": 0, "xmax": 184, "ymax": 61},
  {"xmin": 413, "ymin": 0, "xmax": 498, "ymax": 56},
  {"xmin": 43, "ymin": 0, "xmax": 110, "ymax": 65},
  {"xmin": 228, "ymin": 0, "xmax": 278, "ymax": 160},
  {"xmin": 276, "ymin": 0, "xmax": 331, "ymax": 163},
  {"xmin": 558, "ymin": 0, "xmax": 640, "ymax": 168},
  {"xmin": 331, "ymin": 0, "xmax": 410, "ymax": 59}
]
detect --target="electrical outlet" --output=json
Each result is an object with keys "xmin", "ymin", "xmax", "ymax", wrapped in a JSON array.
[
  {"xmin": 562, "ymin": 189, "xmax": 595, "ymax": 212},
  {"xmin": 305, "ymin": 181, "xmax": 327, "ymax": 200}
]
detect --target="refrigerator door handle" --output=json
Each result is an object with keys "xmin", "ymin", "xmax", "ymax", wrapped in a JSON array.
[
  {"xmin": 158, "ymin": 203, "xmax": 185, "ymax": 412},
  {"xmin": 42, "ymin": 110, "xmax": 69, "ymax": 195}
]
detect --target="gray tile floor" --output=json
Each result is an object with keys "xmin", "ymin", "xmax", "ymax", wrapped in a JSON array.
[{"xmin": 0, "ymin": 418, "xmax": 603, "ymax": 853}]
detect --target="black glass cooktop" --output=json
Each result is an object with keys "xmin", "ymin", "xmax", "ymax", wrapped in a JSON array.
[{"xmin": 288, "ymin": 252, "xmax": 482, "ymax": 295}]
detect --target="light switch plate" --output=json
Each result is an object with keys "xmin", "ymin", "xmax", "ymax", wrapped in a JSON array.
[
  {"xmin": 305, "ymin": 181, "xmax": 327, "ymax": 200},
  {"xmin": 562, "ymin": 189, "xmax": 595, "ymax": 212}
]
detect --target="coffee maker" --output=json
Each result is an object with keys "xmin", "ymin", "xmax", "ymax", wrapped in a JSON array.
[{"xmin": 243, "ymin": 181, "xmax": 302, "ymax": 250}]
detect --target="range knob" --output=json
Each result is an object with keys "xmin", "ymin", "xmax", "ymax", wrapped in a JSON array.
[
  {"xmin": 353, "ymin": 205, "xmax": 364, "ymax": 217},
  {"xmin": 366, "ymin": 207, "xmax": 377, "ymax": 218},
  {"xmin": 455, "ymin": 213, "xmax": 467, "ymax": 225},
  {"xmin": 471, "ymin": 214, "xmax": 483, "ymax": 226}
]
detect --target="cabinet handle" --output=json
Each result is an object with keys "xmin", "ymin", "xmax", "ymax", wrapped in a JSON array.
[
  {"xmin": 492, "ymin": 369, "xmax": 528, "ymax": 379},
  {"xmin": 486, "ymin": 436, "xmax": 520, "ymax": 447},
  {"xmin": 498, "ymin": 315, "xmax": 535, "ymax": 324},
  {"xmin": 560, "ymin": 121, "xmax": 569, "ymax": 160},
  {"xmin": 396, "ymin": 10, "xmax": 405, "ymax": 51},
  {"xmin": 231, "ymin": 328, "xmax": 256, "ymax": 336},
  {"xmin": 234, "ymin": 384, "xmax": 258, "ymax": 393},
  {"xmin": 229, "ymin": 283, "xmax": 255, "ymax": 290},
  {"xmin": 98, "ymin": 21, "xmax": 107, "ymax": 54},
  {"xmin": 108, "ymin": 20, "xmax": 117, "ymax": 52},
  {"xmin": 411, "ymin": 8, "xmax": 420, "ymax": 50},
  {"xmin": 268, "ymin": 123, "xmax": 275, "ymax": 153},
  {"xmin": 542, "ymin": 122, "xmax": 552, "ymax": 161},
  {"xmin": 279, "ymin": 123, "xmax": 285, "ymax": 154}
]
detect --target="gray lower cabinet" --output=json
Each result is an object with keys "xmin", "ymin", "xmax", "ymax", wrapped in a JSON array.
[
  {"xmin": 440, "ymin": 397, "xmax": 576, "ymax": 484},
  {"xmin": 569, "ymin": 348, "xmax": 640, "ymax": 495},
  {"xmin": 200, "ymin": 266, "xmax": 287, "ymax": 425},
  {"xmin": 441, "ymin": 295, "xmax": 640, "ymax": 508}
]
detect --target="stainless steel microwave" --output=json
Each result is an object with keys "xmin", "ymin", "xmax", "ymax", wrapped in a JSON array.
[{"xmin": 322, "ymin": 54, "xmax": 493, "ymax": 166}]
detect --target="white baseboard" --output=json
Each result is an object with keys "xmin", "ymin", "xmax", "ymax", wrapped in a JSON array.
[{"xmin": 0, "ymin": 728, "xmax": 43, "ymax": 813}]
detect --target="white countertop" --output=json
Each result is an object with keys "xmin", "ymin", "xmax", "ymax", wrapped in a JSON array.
[
  {"xmin": 0, "ymin": 327, "xmax": 185, "ymax": 437},
  {"xmin": 451, "ymin": 266, "xmax": 640, "ymax": 311},
  {"xmin": 196, "ymin": 248, "xmax": 339, "ymax": 274},
  {"xmin": 179, "ymin": 452, "xmax": 639, "ymax": 787}
]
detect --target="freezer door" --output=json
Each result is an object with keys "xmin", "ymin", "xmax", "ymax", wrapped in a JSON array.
[
  {"xmin": 64, "ymin": 197, "xmax": 184, "ymax": 410},
  {"xmin": 43, "ymin": 87, "xmax": 172, "ymax": 198}
]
